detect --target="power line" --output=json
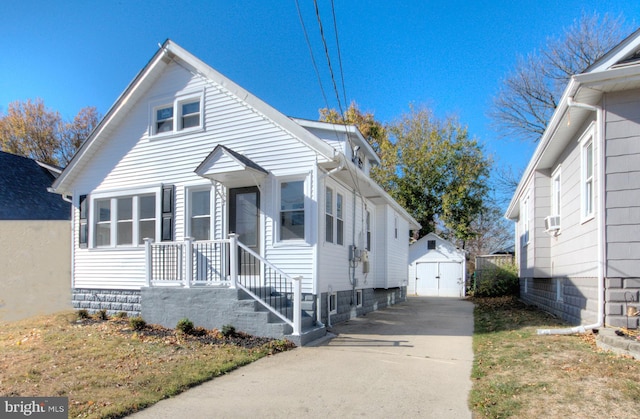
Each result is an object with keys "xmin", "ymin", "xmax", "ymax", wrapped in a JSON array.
[
  {"xmin": 295, "ymin": 0, "xmax": 330, "ymax": 110},
  {"xmin": 313, "ymin": 0, "xmax": 344, "ymax": 116},
  {"xmin": 330, "ymin": 0, "xmax": 348, "ymax": 112}
]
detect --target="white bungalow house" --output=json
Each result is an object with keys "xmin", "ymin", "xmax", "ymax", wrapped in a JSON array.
[
  {"xmin": 51, "ymin": 40, "xmax": 420, "ymax": 345},
  {"xmin": 506, "ymin": 29, "xmax": 640, "ymax": 332},
  {"xmin": 408, "ymin": 233, "xmax": 465, "ymax": 297}
]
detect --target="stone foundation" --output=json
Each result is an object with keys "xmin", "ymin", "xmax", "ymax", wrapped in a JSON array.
[{"xmin": 72, "ymin": 288, "xmax": 141, "ymax": 317}]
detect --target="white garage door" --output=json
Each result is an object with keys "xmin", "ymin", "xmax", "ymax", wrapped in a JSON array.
[{"xmin": 415, "ymin": 262, "xmax": 463, "ymax": 297}]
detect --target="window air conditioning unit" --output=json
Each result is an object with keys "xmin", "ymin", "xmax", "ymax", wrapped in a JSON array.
[{"xmin": 544, "ymin": 215, "xmax": 561, "ymax": 232}]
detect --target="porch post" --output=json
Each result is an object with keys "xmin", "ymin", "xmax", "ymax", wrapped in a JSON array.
[
  {"xmin": 144, "ymin": 238, "xmax": 153, "ymax": 287},
  {"xmin": 184, "ymin": 237, "xmax": 193, "ymax": 288},
  {"xmin": 292, "ymin": 276, "xmax": 303, "ymax": 336},
  {"xmin": 228, "ymin": 234, "xmax": 237, "ymax": 289}
]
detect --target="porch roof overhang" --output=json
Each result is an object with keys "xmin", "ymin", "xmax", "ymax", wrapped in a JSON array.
[{"xmin": 195, "ymin": 145, "xmax": 269, "ymax": 187}]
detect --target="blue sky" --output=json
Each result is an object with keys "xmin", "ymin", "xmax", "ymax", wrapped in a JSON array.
[{"xmin": 2, "ymin": 1, "xmax": 640, "ymax": 203}]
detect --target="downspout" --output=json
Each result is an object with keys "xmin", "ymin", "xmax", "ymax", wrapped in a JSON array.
[{"xmin": 538, "ymin": 97, "xmax": 605, "ymax": 335}]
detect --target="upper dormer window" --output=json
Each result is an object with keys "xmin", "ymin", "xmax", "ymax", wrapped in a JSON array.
[
  {"xmin": 152, "ymin": 93, "xmax": 203, "ymax": 136},
  {"xmin": 180, "ymin": 100, "xmax": 200, "ymax": 129},
  {"xmin": 156, "ymin": 106, "xmax": 174, "ymax": 133}
]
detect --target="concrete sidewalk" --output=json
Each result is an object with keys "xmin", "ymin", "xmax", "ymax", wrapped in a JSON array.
[{"xmin": 128, "ymin": 297, "xmax": 474, "ymax": 418}]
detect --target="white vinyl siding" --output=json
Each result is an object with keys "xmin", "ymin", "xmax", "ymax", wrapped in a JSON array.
[{"xmin": 70, "ymin": 61, "xmax": 326, "ymax": 290}]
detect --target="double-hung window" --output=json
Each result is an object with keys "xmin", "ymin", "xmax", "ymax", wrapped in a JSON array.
[
  {"xmin": 521, "ymin": 195, "xmax": 530, "ymax": 247},
  {"xmin": 365, "ymin": 210, "xmax": 371, "ymax": 251},
  {"xmin": 94, "ymin": 193, "xmax": 157, "ymax": 247},
  {"xmin": 582, "ymin": 137, "xmax": 594, "ymax": 220},
  {"xmin": 188, "ymin": 188, "xmax": 211, "ymax": 240},
  {"xmin": 551, "ymin": 168, "xmax": 561, "ymax": 217},
  {"xmin": 325, "ymin": 187, "xmax": 334, "ymax": 243},
  {"xmin": 152, "ymin": 93, "xmax": 203, "ymax": 136},
  {"xmin": 336, "ymin": 193, "xmax": 344, "ymax": 245},
  {"xmin": 280, "ymin": 180, "xmax": 305, "ymax": 241}
]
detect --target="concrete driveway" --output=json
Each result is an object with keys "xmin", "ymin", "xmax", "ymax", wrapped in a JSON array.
[{"xmin": 128, "ymin": 297, "xmax": 474, "ymax": 419}]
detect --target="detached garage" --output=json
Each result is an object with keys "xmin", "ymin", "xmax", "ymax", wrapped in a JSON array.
[{"xmin": 408, "ymin": 233, "xmax": 466, "ymax": 297}]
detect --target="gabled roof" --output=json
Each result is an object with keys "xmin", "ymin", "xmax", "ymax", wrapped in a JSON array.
[
  {"xmin": 0, "ymin": 151, "xmax": 70, "ymax": 220},
  {"xmin": 506, "ymin": 28, "xmax": 640, "ymax": 220},
  {"xmin": 52, "ymin": 39, "xmax": 337, "ymax": 195},
  {"xmin": 195, "ymin": 145, "xmax": 268, "ymax": 187}
]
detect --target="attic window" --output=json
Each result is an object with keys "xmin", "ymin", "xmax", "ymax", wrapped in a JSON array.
[
  {"xmin": 151, "ymin": 92, "xmax": 203, "ymax": 136},
  {"xmin": 427, "ymin": 240, "xmax": 436, "ymax": 250},
  {"xmin": 156, "ymin": 106, "xmax": 173, "ymax": 133}
]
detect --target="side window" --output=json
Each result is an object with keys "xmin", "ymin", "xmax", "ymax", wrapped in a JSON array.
[
  {"xmin": 336, "ymin": 193, "xmax": 344, "ymax": 245},
  {"xmin": 280, "ymin": 180, "xmax": 305, "ymax": 241},
  {"xmin": 427, "ymin": 239, "xmax": 436, "ymax": 250},
  {"xmin": 521, "ymin": 195, "xmax": 530, "ymax": 246},
  {"xmin": 95, "ymin": 199, "xmax": 112, "ymax": 247},
  {"xmin": 394, "ymin": 215, "xmax": 398, "ymax": 240},
  {"xmin": 325, "ymin": 187, "xmax": 334, "ymax": 243},
  {"xmin": 365, "ymin": 210, "xmax": 371, "ymax": 251},
  {"xmin": 79, "ymin": 195, "xmax": 88, "ymax": 248},
  {"xmin": 551, "ymin": 168, "xmax": 561, "ymax": 217},
  {"xmin": 582, "ymin": 139, "xmax": 594, "ymax": 220}
]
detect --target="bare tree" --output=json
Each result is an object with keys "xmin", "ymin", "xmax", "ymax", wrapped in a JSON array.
[{"xmin": 490, "ymin": 12, "xmax": 629, "ymax": 143}]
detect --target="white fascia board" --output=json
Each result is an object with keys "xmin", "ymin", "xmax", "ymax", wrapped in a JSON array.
[
  {"xmin": 505, "ymin": 78, "xmax": 580, "ymax": 220},
  {"xmin": 584, "ymin": 28, "xmax": 640, "ymax": 73},
  {"xmin": 164, "ymin": 42, "xmax": 338, "ymax": 163},
  {"xmin": 52, "ymin": 43, "xmax": 170, "ymax": 195},
  {"xmin": 293, "ymin": 118, "xmax": 381, "ymax": 165}
]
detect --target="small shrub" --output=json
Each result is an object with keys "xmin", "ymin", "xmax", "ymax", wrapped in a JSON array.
[
  {"xmin": 176, "ymin": 318, "xmax": 195, "ymax": 335},
  {"xmin": 113, "ymin": 311, "xmax": 128, "ymax": 319},
  {"xmin": 221, "ymin": 324, "xmax": 236, "ymax": 337},
  {"xmin": 129, "ymin": 317, "xmax": 146, "ymax": 331},
  {"xmin": 94, "ymin": 309, "xmax": 109, "ymax": 320},
  {"xmin": 76, "ymin": 309, "xmax": 90, "ymax": 320},
  {"xmin": 473, "ymin": 263, "xmax": 519, "ymax": 297}
]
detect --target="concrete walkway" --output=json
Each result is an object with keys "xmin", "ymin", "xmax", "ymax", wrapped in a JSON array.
[{"xmin": 128, "ymin": 297, "xmax": 474, "ymax": 419}]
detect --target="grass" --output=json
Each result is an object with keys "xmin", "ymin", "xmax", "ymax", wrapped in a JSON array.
[
  {"xmin": 470, "ymin": 296, "xmax": 640, "ymax": 418},
  {"xmin": 0, "ymin": 311, "xmax": 294, "ymax": 418}
]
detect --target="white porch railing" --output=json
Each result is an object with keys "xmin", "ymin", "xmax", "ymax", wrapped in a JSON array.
[{"xmin": 143, "ymin": 235, "xmax": 301, "ymax": 336}]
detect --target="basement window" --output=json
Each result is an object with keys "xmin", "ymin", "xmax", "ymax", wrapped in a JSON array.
[
  {"xmin": 356, "ymin": 290, "xmax": 363, "ymax": 307},
  {"xmin": 329, "ymin": 293, "xmax": 337, "ymax": 314}
]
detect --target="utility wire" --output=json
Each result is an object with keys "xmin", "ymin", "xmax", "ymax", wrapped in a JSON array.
[
  {"xmin": 330, "ymin": 0, "xmax": 348, "ymax": 112},
  {"xmin": 314, "ymin": 0, "xmax": 344, "ymax": 116},
  {"xmin": 295, "ymin": 0, "xmax": 330, "ymax": 110}
]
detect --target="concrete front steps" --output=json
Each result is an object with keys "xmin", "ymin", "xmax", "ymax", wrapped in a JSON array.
[{"xmin": 140, "ymin": 286, "xmax": 326, "ymax": 346}]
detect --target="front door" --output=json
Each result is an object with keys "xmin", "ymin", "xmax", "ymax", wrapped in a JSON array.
[{"xmin": 229, "ymin": 187, "xmax": 260, "ymax": 275}]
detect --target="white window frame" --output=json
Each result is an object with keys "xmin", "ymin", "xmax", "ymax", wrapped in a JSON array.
[
  {"xmin": 185, "ymin": 185, "xmax": 214, "ymax": 241},
  {"xmin": 277, "ymin": 176, "xmax": 308, "ymax": 244},
  {"xmin": 325, "ymin": 187, "xmax": 334, "ymax": 244},
  {"xmin": 336, "ymin": 192, "xmax": 344, "ymax": 246},
  {"xmin": 551, "ymin": 167, "xmax": 561, "ymax": 217},
  {"xmin": 521, "ymin": 194, "xmax": 530, "ymax": 247},
  {"xmin": 90, "ymin": 187, "xmax": 160, "ymax": 249},
  {"xmin": 580, "ymin": 126, "xmax": 595, "ymax": 223},
  {"xmin": 394, "ymin": 214, "xmax": 399, "ymax": 240},
  {"xmin": 150, "ymin": 91, "xmax": 204, "ymax": 137},
  {"xmin": 356, "ymin": 289, "xmax": 363, "ymax": 307},
  {"xmin": 365, "ymin": 209, "xmax": 371, "ymax": 251},
  {"xmin": 328, "ymin": 292, "xmax": 337, "ymax": 314}
]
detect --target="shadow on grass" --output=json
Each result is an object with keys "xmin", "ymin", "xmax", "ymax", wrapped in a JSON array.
[{"xmin": 471, "ymin": 295, "xmax": 567, "ymax": 334}]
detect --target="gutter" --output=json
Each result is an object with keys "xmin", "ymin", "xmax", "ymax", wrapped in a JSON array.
[{"xmin": 538, "ymin": 96, "xmax": 605, "ymax": 335}]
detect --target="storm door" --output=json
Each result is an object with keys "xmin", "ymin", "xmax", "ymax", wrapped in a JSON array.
[{"xmin": 229, "ymin": 187, "xmax": 260, "ymax": 276}]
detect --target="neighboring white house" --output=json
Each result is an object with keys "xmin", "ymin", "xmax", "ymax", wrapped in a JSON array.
[
  {"xmin": 51, "ymin": 40, "xmax": 420, "ymax": 345},
  {"xmin": 506, "ymin": 29, "xmax": 640, "ymax": 331},
  {"xmin": 408, "ymin": 233, "xmax": 465, "ymax": 297}
]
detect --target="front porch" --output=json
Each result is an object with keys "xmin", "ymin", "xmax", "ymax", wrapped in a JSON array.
[{"xmin": 142, "ymin": 235, "xmax": 324, "ymax": 345}]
